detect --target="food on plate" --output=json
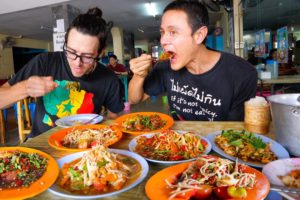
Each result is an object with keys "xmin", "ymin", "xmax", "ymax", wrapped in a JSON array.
[
  {"xmin": 278, "ymin": 169, "xmax": 300, "ymax": 188},
  {"xmin": 214, "ymin": 130, "xmax": 277, "ymax": 163},
  {"xmin": 122, "ymin": 114, "xmax": 166, "ymax": 131},
  {"xmin": 0, "ymin": 150, "xmax": 48, "ymax": 189},
  {"xmin": 134, "ymin": 130, "xmax": 208, "ymax": 161},
  {"xmin": 60, "ymin": 145, "xmax": 141, "ymax": 194},
  {"xmin": 166, "ymin": 156, "xmax": 256, "ymax": 199},
  {"xmin": 61, "ymin": 126, "xmax": 118, "ymax": 149}
]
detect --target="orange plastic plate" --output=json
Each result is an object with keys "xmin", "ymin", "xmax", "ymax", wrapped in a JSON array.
[
  {"xmin": 0, "ymin": 147, "xmax": 59, "ymax": 200},
  {"xmin": 146, "ymin": 160, "xmax": 270, "ymax": 200},
  {"xmin": 48, "ymin": 124, "xmax": 122, "ymax": 152},
  {"xmin": 114, "ymin": 112, "xmax": 174, "ymax": 135}
]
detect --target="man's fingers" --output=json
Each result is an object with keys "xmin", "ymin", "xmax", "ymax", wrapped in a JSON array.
[
  {"xmin": 44, "ymin": 76, "xmax": 54, "ymax": 81},
  {"xmin": 26, "ymin": 76, "xmax": 57, "ymax": 97}
]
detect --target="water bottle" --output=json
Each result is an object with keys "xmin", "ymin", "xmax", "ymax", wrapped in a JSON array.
[
  {"xmin": 266, "ymin": 60, "xmax": 278, "ymax": 79},
  {"xmin": 256, "ymin": 63, "xmax": 265, "ymax": 79}
]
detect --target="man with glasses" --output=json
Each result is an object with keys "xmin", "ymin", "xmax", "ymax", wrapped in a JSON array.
[{"xmin": 0, "ymin": 7, "xmax": 124, "ymax": 137}]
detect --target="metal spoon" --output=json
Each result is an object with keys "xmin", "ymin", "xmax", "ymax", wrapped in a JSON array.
[{"xmin": 82, "ymin": 115, "xmax": 100, "ymax": 125}]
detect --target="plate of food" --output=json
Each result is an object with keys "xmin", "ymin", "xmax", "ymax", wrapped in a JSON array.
[
  {"xmin": 48, "ymin": 124, "xmax": 122, "ymax": 152},
  {"xmin": 55, "ymin": 114, "xmax": 103, "ymax": 128},
  {"xmin": 128, "ymin": 130, "xmax": 211, "ymax": 164},
  {"xmin": 206, "ymin": 130, "xmax": 290, "ymax": 168},
  {"xmin": 263, "ymin": 158, "xmax": 300, "ymax": 187},
  {"xmin": 114, "ymin": 112, "xmax": 174, "ymax": 135},
  {"xmin": 146, "ymin": 155, "xmax": 270, "ymax": 200},
  {"xmin": 0, "ymin": 147, "xmax": 59, "ymax": 200},
  {"xmin": 48, "ymin": 146, "xmax": 149, "ymax": 199}
]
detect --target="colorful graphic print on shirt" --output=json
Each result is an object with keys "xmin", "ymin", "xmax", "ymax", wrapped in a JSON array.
[{"xmin": 42, "ymin": 80, "xmax": 94, "ymax": 126}]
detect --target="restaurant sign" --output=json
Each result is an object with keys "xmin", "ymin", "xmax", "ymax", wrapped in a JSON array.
[{"xmin": 53, "ymin": 32, "xmax": 65, "ymax": 52}]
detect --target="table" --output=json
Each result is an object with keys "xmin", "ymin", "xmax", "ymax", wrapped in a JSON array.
[
  {"xmin": 21, "ymin": 121, "xmax": 275, "ymax": 200},
  {"xmin": 118, "ymin": 74, "xmax": 128, "ymax": 102},
  {"xmin": 258, "ymin": 74, "xmax": 300, "ymax": 94}
]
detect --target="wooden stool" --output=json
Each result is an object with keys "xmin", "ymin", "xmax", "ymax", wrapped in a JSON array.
[
  {"xmin": 0, "ymin": 109, "xmax": 6, "ymax": 144},
  {"xmin": 17, "ymin": 98, "xmax": 32, "ymax": 143}
]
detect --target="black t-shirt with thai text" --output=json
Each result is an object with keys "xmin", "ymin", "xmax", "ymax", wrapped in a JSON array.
[{"xmin": 144, "ymin": 52, "xmax": 257, "ymax": 121}]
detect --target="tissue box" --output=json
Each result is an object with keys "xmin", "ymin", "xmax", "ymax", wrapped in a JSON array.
[{"xmin": 259, "ymin": 71, "xmax": 271, "ymax": 79}]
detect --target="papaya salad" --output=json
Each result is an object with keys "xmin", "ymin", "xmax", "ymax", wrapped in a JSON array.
[
  {"xmin": 134, "ymin": 130, "xmax": 208, "ymax": 161},
  {"xmin": 60, "ymin": 145, "xmax": 141, "ymax": 195},
  {"xmin": 0, "ymin": 150, "xmax": 48, "ymax": 189},
  {"xmin": 166, "ymin": 156, "xmax": 256, "ymax": 199},
  {"xmin": 62, "ymin": 127, "xmax": 118, "ymax": 149},
  {"xmin": 122, "ymin": 114, "xmax": 166, "ymax": 131},
  {"xmin": 215, "ymin": 130, "xmax": 277, "ymax": 164}
]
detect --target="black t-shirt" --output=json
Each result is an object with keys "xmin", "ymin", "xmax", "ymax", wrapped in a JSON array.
[
  {"xmin": 9, "ymin": 52, "xmax": 124, "ymax": 136},
  {"xmin": 144, "ymin": 52, "xmax": 257, "ymax": 121}
]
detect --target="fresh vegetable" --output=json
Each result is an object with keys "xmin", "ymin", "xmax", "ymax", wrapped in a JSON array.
[{"xmin": 227, "ymin": 186, "xmax": 247, "ymax": 198}]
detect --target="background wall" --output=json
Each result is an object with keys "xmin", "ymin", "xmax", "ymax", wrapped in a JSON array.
[{"xmin": 0, "ymin": 34, "xmax": 52, "ymax": 79}]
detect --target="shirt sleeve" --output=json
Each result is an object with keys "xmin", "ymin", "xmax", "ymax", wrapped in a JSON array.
[
  {"xmin": 227, "ymin": 69, "xmax": 258, "ymax": 121},
  {"xmin": 104, "ymin": 75, "xmax": 124, "ymax": 113},
  {"xmin": 118, "ymin": 64, "xmax": 127, "ymax": 72}
]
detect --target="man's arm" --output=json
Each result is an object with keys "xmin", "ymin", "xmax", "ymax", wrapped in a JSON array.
[
  {"xmin": 0, "ymin": 81, "xmax": 28, "ymax": 109},
  {"xmin": 128, "ymin": 54, "xmax": 152, "ymax": 104},
  {"xmin": 0, "ymin": 76, "xmax": 58, "ymax": 109},
  {"xmin": 128, "ymin": 75, "xmax": 149, "ymax": 104},
  {"xmin": 106, "ymin": 110, "xmax": 119, "ymax": 119}
]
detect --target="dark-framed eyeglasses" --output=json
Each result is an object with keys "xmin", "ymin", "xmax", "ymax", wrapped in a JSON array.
[{"xmin": 63, "ymin": 43, "xmax": 98, "ymax": 64}]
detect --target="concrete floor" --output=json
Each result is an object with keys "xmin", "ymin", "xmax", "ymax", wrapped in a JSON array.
[{"xmin": 0, "ymin": 95, "xmax": 169, "ymax": 147}]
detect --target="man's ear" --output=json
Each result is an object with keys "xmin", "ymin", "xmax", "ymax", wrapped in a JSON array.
[{"xmin": 193, "ymin": 26, "xmax": 208, "ymax": 44}]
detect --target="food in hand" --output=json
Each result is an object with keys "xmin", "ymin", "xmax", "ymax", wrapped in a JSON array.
[{"xmin": 158, "ymin": 51, "xmax": 174, "ymax": 61}]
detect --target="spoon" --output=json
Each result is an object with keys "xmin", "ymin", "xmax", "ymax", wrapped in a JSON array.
[{"xmin": 82, "ymin": 115, "xmax": 100, "ymax": 125}]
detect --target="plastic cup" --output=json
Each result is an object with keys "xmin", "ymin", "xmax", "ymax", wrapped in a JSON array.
[
  {"xmin": 162, "ymin": 95, "xmax": 168, "ymax": 105},
  {"xmin": 124, "ymin": 102, "xmax": 131, "ymax": 112},
  {"xmin": 150, "ymin": 96, "xmax": 157, "ymax": 102}
]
